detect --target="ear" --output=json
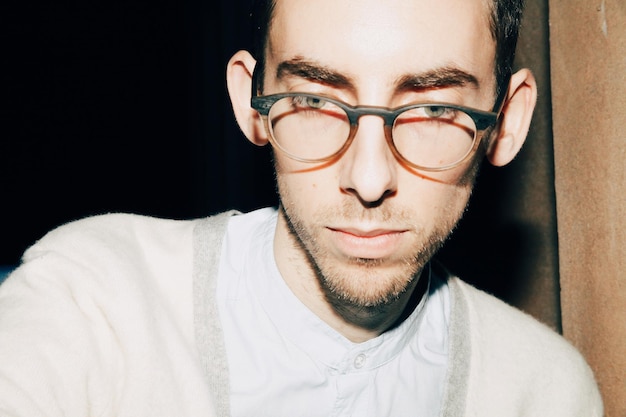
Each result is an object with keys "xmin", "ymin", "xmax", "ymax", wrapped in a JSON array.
[
  {"xmin": 226, "ymin": 50, "xmax": 269, "ymax": 146},
  {"xmin": 486, "ymin": 68, "xmax": 538, "ymax": 166}
]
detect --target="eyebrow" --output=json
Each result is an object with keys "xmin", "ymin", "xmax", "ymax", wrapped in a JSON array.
[
  {"xmin": 276, "ymin": 58, "xmax": 355, "ymax": 89},
  {"xmin": 395, "ymin": 67, "xmax": 479, "ymax": 92},
  {"xmin": 275, "ymin": 57, "xmax": 479, "ymax": 93}
]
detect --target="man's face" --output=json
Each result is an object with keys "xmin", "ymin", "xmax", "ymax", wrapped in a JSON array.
[{"xmin": 266, "ymin": 0, "xmax": 497, "ymax": 308}]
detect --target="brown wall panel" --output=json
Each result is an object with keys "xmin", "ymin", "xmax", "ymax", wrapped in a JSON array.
[{"xmin": 549, "ymin": 1, "xmax": 626, "ymax": 415}]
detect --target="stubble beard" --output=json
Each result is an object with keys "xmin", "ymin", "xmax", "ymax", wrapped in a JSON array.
[{"xmin": 278, "ymin": 197, "xmax": 460, "ymax": 317}]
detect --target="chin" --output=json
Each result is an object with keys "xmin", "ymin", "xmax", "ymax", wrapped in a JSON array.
[{"xmin": 314, "ymin": 254, "xmax": 426, "ymax": 308}]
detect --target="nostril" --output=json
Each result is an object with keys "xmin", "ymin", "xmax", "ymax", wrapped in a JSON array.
[
  {"xmin": 343, "ymin": 187, "xmax": 395, "ymax": 208},
  {"xmin": 363, "ymin": 189, "xmax": 395, "ymax": 208}
]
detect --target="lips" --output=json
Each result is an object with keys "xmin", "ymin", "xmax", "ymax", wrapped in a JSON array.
[{"xmin": 327, "ymin": 226, "xmax": 407, "ymax": 260}]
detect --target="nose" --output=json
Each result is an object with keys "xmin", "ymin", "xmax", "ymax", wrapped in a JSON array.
[{"xmin": 339, "ymin": 115, "xmax": 397, "ymax": 205}]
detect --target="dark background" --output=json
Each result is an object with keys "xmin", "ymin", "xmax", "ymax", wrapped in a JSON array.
[
  {"xmin": 2, "ymin": 0, "xmax": 276, "ymax": 265},
  {"xmin": 2, "ymin": 1, "xmax": 555, "ymax": 318}
]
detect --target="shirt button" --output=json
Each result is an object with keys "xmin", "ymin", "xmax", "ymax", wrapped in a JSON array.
[{"xmin": 354, "ymin": 353, "xmax": 366, "ymax": 369}]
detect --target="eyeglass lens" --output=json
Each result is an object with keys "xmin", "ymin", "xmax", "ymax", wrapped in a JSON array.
[{"xmin": 267, "ymin": 95, "xmax": 477, "ymax": 169}]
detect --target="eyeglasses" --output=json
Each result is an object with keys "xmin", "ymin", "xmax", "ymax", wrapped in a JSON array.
[{"xmin": 251, "ymin": 81, "xmax": 506, "ymax": 171}]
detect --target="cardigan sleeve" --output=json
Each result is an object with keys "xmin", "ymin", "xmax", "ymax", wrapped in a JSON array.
[
  {"xmin": 0, "ymin": 239, "xmax": 125, "ymax": 416},
  {"xmin": 0, "ymin": 213, "xmax": 217, "ymax": 417}
]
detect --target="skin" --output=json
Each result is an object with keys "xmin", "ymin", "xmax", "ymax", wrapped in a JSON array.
[{"xmin": 227, "ymin": 0, "xmax": 537, "ymax": 343}]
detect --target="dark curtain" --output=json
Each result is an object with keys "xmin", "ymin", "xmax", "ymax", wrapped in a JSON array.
[{"xmin": 2, "ymin": 0, "xmax": 275, "ymax": 266}]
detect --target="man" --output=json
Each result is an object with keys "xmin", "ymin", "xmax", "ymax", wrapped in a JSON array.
[{"xmin": 0, "ymin": 0, "xmax": 602, "ymax": 416}]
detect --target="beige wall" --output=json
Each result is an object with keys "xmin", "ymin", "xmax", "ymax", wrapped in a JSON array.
[{"xmin": 549, "ymin": 1, "xmax": 626, "ymax": 416}]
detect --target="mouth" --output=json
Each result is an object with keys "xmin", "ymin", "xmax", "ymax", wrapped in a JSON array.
[{"xmin": 327, "ymin": 226, "xmax": 408, "ymax": 260}]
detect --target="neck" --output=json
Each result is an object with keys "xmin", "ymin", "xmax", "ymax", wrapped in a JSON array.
[
  {"xmin": 273, "ymin": 213, "xmax": 429, "ymax": 343},
  {"xmin": 324, "ymin": 270, "xmax": 429, "ymax": 342}
]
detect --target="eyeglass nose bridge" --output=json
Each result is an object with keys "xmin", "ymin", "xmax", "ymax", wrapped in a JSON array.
[
  {"xmin": 343, "ymin": 106, "xmax": 411, "ymax": 165},
  {"xmin": 345, "ymin": 105, "xmax": 398, "ymax": 127}
]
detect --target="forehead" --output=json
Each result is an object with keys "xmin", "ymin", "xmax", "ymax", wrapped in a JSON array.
[{"xmin": 267, "ymin": 0, "xmax": 496, "ymax": 95}]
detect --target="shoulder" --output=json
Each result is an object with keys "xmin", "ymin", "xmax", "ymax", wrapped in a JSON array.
[
  {"xmin": 450, "ymin": 277, "xmax": 573, "ymax": 353},
  {"xmin": 24, "ymin": 213, "xmax": 196, "ymax": 261},
  {"xmin": 0, "ymin": 212, "xmax": 228, "ymax": 351},
  {"xmin": 447, "ymin": 277, "xmax": 603, "ymax": 415},
  {"xmin": 13, "ymin": 210, "xmax": 249, "ymax": 297},
  {"xmin": 8, "ymin": 213, "xmax": 200, "ymax": 300}
]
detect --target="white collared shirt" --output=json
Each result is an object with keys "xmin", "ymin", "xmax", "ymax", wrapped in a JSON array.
[{"xmin": 217, "ymin": 208, "xmax": 450, "ymax": 417}]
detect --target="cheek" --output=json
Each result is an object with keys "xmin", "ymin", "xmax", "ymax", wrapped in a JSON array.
[
  {"xmin": 275, "ymin": 156, "xmax": 338, "ymax": 194},
  {"xmin": 399, "ymin": 157, "xmax": 481, "ymax": 214},
  {"xmin": 275, "ymin": 167, "xmax": 329, "ymax": 212},
  {"xmin": 400, "ymin": 170, "xmax": 475, "ymax": 223},
  {"xmin": 439, "ymin": 185, "xmax": 472, "ymax": 216}
]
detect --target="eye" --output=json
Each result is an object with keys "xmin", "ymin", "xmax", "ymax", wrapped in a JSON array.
[
  {"xmin": 305, "ymin": 96, "xmax": 325, "ymax": 109},
  {"xmin": 424, "ymin": 106, "xmax": 446, "ymax": 117},
  {"xmin": 291, "ymin": 95, "xmax": 327, "ymax": 110}
]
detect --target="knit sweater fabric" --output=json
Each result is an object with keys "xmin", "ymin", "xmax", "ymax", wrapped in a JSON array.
[{"xmin": 0, "ymin": 212, "xmax": 603, "ymax": 416}]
